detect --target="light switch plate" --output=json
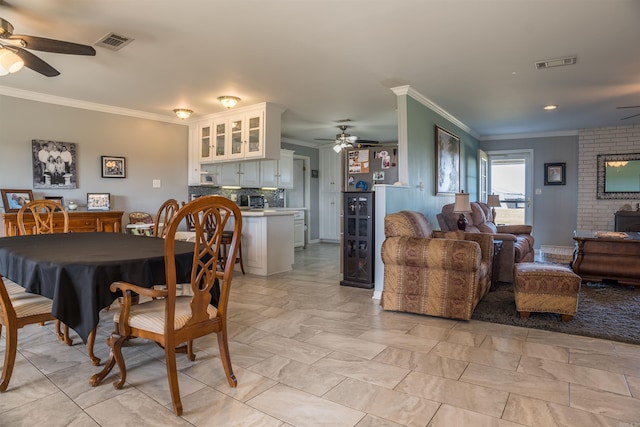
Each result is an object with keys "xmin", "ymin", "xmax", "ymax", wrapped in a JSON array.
[
  {"xmin": 153, "ymin": 179, "xmax": 161, "ymax": 188},
  {"xmin": 535, "ymin": 188, "xmax": 542, "ymax": 195}
]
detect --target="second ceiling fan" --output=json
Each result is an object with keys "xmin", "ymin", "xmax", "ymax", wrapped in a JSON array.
[{"xmin": 315, "ymin": 125, "xmax": 379, "ymax": 152}]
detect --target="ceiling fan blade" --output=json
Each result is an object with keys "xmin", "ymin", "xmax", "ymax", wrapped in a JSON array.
[
  {"xmin": 621, "ymin": 113, "xmax": 640, "ymax": 120},
  {"xmin": 314, "ymin": 138, "xmax": 337, "ymax": 141},
  {"xmin": 356, "ymin": 139, "xmax": 379, "ymax": 144},
  {"xmin": 616, "ymin": 106, "xmax": 640, "ymax": 109},
  {"xmin": 12, "ymin": 46, "xmax": 60, "ymax": 76},
  {"xmin": 9, "ymin": 34, "xmax": 96, "ymax": 55}
]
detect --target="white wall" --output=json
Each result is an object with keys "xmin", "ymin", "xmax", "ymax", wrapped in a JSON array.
[
  {"xmin": 577, "ymin": 124, "xmax": 640, "ymax": 231},
  {"xmin": 0, "ymin": 95, "xmax": 189, "ymax": 221}
]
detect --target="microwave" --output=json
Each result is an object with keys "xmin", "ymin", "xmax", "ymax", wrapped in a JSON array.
[{"xmin": 248, "ymin": 195, "xmax": 265, "ymax": 209}]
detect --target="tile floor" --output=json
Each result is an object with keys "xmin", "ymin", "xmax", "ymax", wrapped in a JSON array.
[{"xmin": 1, "ymin": 243, "xmax": 639, "ymax": 426}]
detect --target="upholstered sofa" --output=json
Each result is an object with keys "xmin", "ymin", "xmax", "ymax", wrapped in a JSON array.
[
  {"xmin": 380, "ymin": 210, "xmax": 493, "ymax": 320},
  {"xmin": 437, "ymin": 201, "xmax": 535, "ymax": 283}
]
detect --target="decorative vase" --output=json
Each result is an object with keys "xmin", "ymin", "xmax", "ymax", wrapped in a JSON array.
[{"xmin": 68, "ymin": 201, "xmax": 77, "ymax": 211}]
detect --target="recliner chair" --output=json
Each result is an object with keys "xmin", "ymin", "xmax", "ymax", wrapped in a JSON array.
[{"xmin": 437, "ymin": 201, "xmax": 534, "ymax": 283}]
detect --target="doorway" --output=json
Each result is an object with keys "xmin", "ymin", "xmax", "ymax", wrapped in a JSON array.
[{"xmin": 483, "ymin": 149, "xmax": 534, "ymax": 226}]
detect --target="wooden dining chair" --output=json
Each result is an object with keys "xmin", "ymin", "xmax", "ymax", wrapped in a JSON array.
[
  {"xmin": 0, "ymin": 274, "xmax": 57, "ymax": 391},
  {"xmin": 16, "ymin": 200, "xmax": 73, "ymax": 346},
  {"xmin": 90, "ymin": 195, "xmax": 242, "ymax": 416},
  {"xmin": 17, "ymin": 199, "xmax": 69, "ymax": 236},
  {"xmin": 153, "ymin": 198, "xmax": 179, "ymax": 238}
]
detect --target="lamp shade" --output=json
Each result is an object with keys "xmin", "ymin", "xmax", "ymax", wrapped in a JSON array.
[
  {"xmin": 453, "ymin": 191, "xmax": 471, "ymax": 213},
  {"xmin": 487, "ymin": 194, "xmax": 501, "ymax": 207}
]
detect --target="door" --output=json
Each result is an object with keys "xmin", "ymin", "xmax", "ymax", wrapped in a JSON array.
[{"xmin": 485, "ymin": 150, "xmax": 533, "ymax": 226}]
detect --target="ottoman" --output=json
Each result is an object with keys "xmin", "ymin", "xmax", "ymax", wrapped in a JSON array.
[{"xmin": 513, "ymin": 263, "xmax": 581, "ymax": 321}]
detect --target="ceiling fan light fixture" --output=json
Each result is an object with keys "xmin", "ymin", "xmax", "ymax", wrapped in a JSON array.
[
  {"xmin": 218, "ymin": 96, "xmax": 241, "ymax": 109},
  {"xmin": 0, "ymin": 48, "xmax": 24, "ymax": 75},
  {"xmin": 173, "ymin": 108, "xmax": 193, "ymax": 119},
  {"xmin": 332, "ymin": 143, "xmax": 342, "ymax": 153}
]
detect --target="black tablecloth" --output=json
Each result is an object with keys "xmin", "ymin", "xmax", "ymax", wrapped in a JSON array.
[{"xmin": 0, "ymin": 233, "xmax": 195, "ymax": 342}]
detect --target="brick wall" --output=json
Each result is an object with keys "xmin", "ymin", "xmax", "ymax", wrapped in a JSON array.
[{"xmin": 578, "ymin": 124, "xmax": 640, "ymax": 231}]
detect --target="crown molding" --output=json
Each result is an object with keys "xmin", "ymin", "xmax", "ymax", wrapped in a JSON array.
[
  {"xmin": 391, "ymin": 85, "xmax": 479, "ymax": 139},
  {"xmin": 0, "ymin": 86, "xmax": 189, "ymax": 125},
  {"xmin": 281, "ymin": 137, "xmax": 320, "ymax": 148},
  {"xmin": 480, "ymin": 129, "xmax": 579, "ymax": 141}
]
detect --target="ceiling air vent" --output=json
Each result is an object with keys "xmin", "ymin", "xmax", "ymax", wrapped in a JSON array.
[
  {"xmin": 95, "ymin": 32, "xmax": 134, "ymax": 51},
  {"xmin": 535, "ymin": 56, "xmax": 577, "ymax": 69}
]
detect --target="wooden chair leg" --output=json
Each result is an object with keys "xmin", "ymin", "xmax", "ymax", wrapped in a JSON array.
[
  {"xmin": 216, "ymin": 329, "xmax": 237, "ymax": 388},
  {"xmin": 237, "ymin": 241, "xmax": 245, "ymax": 275},
  {"xmin": 165, "ymin": 344, "xmax": 183, "ymax": 416},
  {"xmin": 0, "ymin": 323, "xmax": 18, "ymax": 392}
]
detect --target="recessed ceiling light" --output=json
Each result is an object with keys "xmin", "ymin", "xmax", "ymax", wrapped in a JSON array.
[{"xmin": 544, "ymin": 105, "xmax": 557, "ymax": 110}]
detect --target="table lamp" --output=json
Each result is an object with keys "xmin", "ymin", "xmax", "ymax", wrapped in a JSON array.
[
  {"xmin": 453, "ymin": 190, "xmax": 472, "ymax": 230},
  {"xmin": 487, "ymin": 194, "xmax": 501, "ymax": 223}
]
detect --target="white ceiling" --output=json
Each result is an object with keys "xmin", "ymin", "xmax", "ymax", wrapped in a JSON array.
[{"xmin": 1, "ymin": 0, "xmax": 639, "ymax": 145}]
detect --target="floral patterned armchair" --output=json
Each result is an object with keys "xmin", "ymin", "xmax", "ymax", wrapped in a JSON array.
[{"xmin": 380, "ymin": 211, "xmax": 494, "ymax": 320}]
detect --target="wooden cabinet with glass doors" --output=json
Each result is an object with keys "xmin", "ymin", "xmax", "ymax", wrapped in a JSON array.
[{"xmin": 341, "ymin": 191, "xmax": 374, "ymax": 289}]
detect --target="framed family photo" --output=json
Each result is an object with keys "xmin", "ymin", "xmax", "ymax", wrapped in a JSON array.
[
  {"xmin": 101, "ymin": 156, "xmax": 126, "ymax": 178},
  {"xmin": 435, "ymin": 125, "xmax": 460, "ymax": 195},
  {"xmin": 1, "ymin": 189, "xmax": 34, "ymax": 213},
  {"xmin": 32, "ymin": 140, "xmax": 77, "ymax": 189},
  {"xmin": 544, "ymin": 162, "xmax": 566, "ymax": 185},
  {"xmin": 87, "ymin": 193, "xmax": 111, "ymax": 210}
]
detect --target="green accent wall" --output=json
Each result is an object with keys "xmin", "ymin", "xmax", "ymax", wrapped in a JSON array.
[{"xmin": 384, "ymin": 95, "xmax": 480, "ymax": 227}]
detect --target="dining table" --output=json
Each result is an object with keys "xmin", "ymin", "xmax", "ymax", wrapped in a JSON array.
[{"xmin": 0, "ymin": 232, "xmax": 196, "ymax": 344}]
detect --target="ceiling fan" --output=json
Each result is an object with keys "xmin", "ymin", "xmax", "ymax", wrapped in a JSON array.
[
  {"xmin": 0, "ymin": 16, "xmax": 96, "ymax": 77},
  {"xmin": 315, "ymin": 125, "xmax": 379, "ymax": 152},
  {"xmin": 617, "ymin": 105, "xmax": 640, "ymax": 121}
]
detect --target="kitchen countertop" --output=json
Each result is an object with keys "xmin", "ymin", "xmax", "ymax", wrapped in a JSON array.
[{"xmin": 240, "ymin": 209, "xmax": 297, "ymax": 217}]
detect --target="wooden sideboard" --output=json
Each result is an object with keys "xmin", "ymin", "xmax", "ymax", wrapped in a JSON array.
[{"xmin": 1, "ymin": 210, "xmax": 124, "ymax": 236}]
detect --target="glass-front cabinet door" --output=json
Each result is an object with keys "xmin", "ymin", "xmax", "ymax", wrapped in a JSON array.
[
  {"xmin": 244, "ymin": 111, "xmax": 264, "ymax": 158},
  {"xmin": 199, "ymin": 123, "xmax": 212, "ymax": 161},
  {"xmin": 227, "ymin": 117, "xmax": 244, "ymax": 159},
  {"xmin": 213, "ymin": 119, "xmax": 227, "ymax": 160}
]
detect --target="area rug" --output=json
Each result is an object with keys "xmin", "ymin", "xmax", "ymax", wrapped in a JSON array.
[{"xmin": 472, "ymin": 281, "xmax": 640, "ymax": 345}]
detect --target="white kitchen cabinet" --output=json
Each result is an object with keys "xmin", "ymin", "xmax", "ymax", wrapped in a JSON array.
[
  {"xmin": 320, "ymin": 146, "xmax": 342, "ymax": 192},
  {"xmin": 319, "ymin": 146, "xmax": 343, "ymax": 241},
  {"xmin": 199, "ymin": 163, "xmax": 222, "ymax": 185},
  {"xmin": 187, "ymin": 126, "xmax": 200, "ymax": 185},
  {"xmin": 196, "ymin": 103, "xmax": 282, "ymax": 163},
  {"xmin": 259, "ymin": 149, "xmax": 294, "ymax": 189},
  {"xmin": 219, "ymin": 161, "xmax": 260, "ymax": 187}
]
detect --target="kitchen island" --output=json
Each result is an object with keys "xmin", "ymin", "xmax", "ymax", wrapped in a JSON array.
[{"xmin": 240, "ymin": 209, "xmax": 295, "ymax": 276}]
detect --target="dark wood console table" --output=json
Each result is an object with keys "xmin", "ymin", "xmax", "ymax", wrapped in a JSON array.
[{"xmin": 572, "ymin": 231, "xmax": 640, "ymax": 286}]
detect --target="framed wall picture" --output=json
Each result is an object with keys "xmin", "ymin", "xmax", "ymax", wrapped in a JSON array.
[
  {"xmin": 1, "ymin": 189, "xmax": 34, "ymax": 213},
  {"xmin": 32, "ymin": 140, "xmax": 77, "ymax": 189},
  {"xmin": 435, "ymin": 125, "xmax": 460, "ymax": 195},
  {"xmin": 87, "ymin": 193, "xmax": 111, "ymax": 210},
  {"xmin": 544, "ymin": 162, "xmax": 566, "ymax": 185},
  {"xmin": 101, "ymin": 156, "xmax": 126, "ymax": 178}
]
